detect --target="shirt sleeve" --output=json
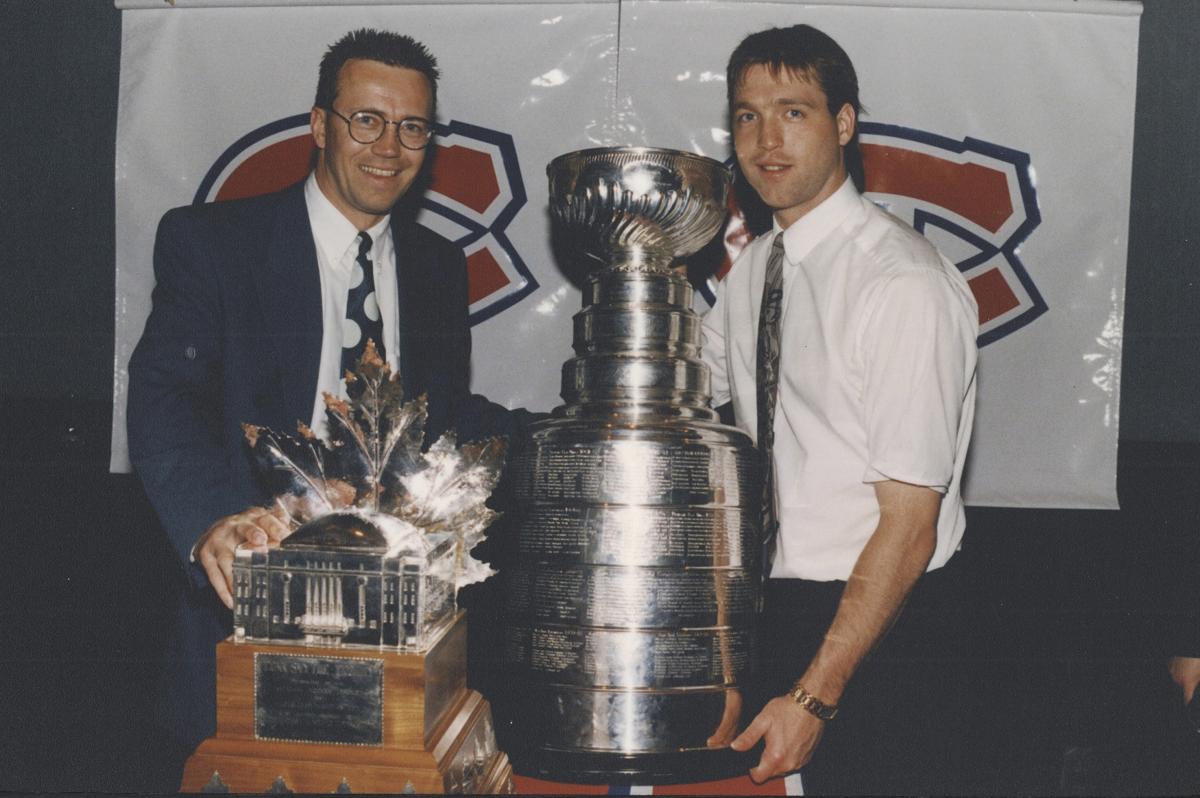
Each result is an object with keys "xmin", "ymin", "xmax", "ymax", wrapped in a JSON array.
[
  {"xmin": 700, "ymin": 281, "xmax": 732, "ymax": 407},
  {"xmin": 857, "ymin": 267, "xmax": 977, "ymax": 491}
]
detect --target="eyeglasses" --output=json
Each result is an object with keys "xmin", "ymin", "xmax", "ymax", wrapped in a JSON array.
[{"xmin": 325, "ymin": 107, "xmax": 434, "ymax": 150}]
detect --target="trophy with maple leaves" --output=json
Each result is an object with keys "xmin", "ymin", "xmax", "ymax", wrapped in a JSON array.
[{"xmin": 181, "ymin": 343, "xmax": 514, "ymax": 795}]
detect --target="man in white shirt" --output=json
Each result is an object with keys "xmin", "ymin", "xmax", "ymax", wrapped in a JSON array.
[
  {"xmin": 703, "ymin": 24, "xmax": 979, "ymax": 793},
  {"xmin": 128, "ymin": 29, "xmax": 524, "ymax": 767}
]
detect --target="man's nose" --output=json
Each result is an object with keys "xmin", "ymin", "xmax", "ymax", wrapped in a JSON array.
[
  {"xmin": 757, "ymin": 119, "xmax": 782, "ymax": 150},
  {"xmin": 372, "ymin": 124, "xmax": 403, "ymax": 155}
]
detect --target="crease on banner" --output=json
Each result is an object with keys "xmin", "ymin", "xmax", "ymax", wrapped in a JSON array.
[
  {"xmin": 1087, "ymin": 286, "xmax": 1123, "ymax": 431},
  {"xmin": 589, "ymin": 7, "xmax": 625, "ymax": 146}
]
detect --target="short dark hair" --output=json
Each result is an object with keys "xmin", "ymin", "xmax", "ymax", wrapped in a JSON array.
[
  {"xmin": 727, "ymin": 24, "xmax": 864, "ymax": 189},
  {"xmin": 726, "ymin": 24, "xmax": 861, "ymax": 117},
  {"xmin": 314, "ymin": 28, "xmax": 440, "ymax": 116}
]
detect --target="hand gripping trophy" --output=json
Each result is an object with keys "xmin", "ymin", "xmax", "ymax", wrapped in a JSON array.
[
  {"xmin": 503, "ymin": 148, "xmax": 763, "ymax": 783},
  {"xmin": 181, "ymin": 343, "xmax": 513, "ymax": 794}
]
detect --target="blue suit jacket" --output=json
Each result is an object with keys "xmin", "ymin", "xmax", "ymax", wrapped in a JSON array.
[{"xmin": 127, "ymin": 180, "xmax": 520, "ymax": 749}]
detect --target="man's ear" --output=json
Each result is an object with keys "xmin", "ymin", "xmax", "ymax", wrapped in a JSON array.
[
  {"xmin": 836, "ymin": 102, "xmax": 856, "ymax": 147},
  {"xmin": 310, "ymin": 106, "xmax": 327, "ymax": 151}
]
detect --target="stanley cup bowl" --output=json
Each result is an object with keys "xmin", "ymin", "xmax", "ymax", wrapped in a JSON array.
[
  {"xmin": 547, "ymin": 147, "xmax": 732, "ymax": 272},
  {"xmin": 503, "ymin": 147, "xmax": 762, "ymax": 783}
]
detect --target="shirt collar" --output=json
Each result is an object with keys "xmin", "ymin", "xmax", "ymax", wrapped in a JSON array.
[
  {"xmin": 774, "ymin": 177, "xmax": 859, "ymax": 265},
  {"xmin": 305, "ymin": 172, "xmax": 392, "ymax": 265}
]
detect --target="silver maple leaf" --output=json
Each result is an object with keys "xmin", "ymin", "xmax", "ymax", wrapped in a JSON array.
[{"xmin": 243, "ymin": 341, "xmax": 507, "ymax": 588}]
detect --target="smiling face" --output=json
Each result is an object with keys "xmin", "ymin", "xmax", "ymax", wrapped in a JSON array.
[
  {"xmin": 732, "ymin": 63, "xmax": 855, "ymax": 230},
  {"xmin": 311, "ymin": 58, "xmax": 432, "ymax": 230}
]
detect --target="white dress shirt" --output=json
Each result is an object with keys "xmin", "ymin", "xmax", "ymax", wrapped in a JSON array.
[
  {"xmin": 702, "ymin": 178, "xmax": 978, "ymax": 581},
  {"xmin": 304, "ymin": 173, "xmax": 401, "ymax": 438}
]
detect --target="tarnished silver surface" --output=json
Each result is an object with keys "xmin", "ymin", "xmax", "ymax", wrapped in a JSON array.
[{"xmin": 507, "ymin": 148, "xmax": 761, "ymax": 774}]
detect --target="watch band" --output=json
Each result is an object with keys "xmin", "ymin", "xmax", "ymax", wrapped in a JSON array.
[{"xmin": 787, "ymin": 682, "xmax": 838, "ymax": 721}]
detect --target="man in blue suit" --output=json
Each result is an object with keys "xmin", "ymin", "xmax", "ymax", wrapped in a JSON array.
[{"xmin": 127, "ymin": 29, "xmax": 520, "ymax": 766}]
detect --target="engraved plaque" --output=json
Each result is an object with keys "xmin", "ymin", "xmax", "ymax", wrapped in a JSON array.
[
  {"xmin": 514, "ymin": 440, "xmax": 755, "ymax": 506},
  {"xmin": 255, "ymin": 653, "xmax": 384, "ymax": 746},
  {"xmin": 518, "ymin": 505, "xmax": 755, "ymax": 566},
  {"xmin": 507, "ymin": 623, "xmax": 751, "ymax": 688},
  {"xmin": 506, "ymin": 565, "xmax": 756, "ymax": 626}
]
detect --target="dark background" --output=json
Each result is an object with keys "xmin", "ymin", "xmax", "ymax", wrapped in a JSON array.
[{"xmin": 1, "ymin": 0, "xmax": 1197, "ymax": 793}]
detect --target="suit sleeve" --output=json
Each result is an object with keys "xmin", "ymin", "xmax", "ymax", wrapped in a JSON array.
[{"xmin": 127, "ymin": 208, "xmax": 254, "ymax": 589}]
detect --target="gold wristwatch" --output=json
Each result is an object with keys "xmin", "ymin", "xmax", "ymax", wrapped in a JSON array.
[{"xmin": 787, "ymin": 682, "xmax": 838, "ymax": 721}]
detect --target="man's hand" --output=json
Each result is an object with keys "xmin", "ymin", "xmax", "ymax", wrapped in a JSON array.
[
  {"xmin": 706, "ymin": 688, "xmax": 744, "ymax": 748},
  {"xmin": 196, "ymin": 505, "xmax": 290, "ymax": 608},
  {"xmin": 729, "ymin": 480, "xmax": 939, "ymax": 783},
  {"xmin": 1169, "ymin": 656, "xmax": 1200, "ymax": 705},
  {"xmin": 730, "ymin": 695, "xmax": 824, "ymax": 783}
]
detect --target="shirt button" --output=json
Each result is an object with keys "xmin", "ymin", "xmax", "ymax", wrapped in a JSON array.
[{"xmin": 185, "ymin": 346, "xmax": 197, "ymax": 360}]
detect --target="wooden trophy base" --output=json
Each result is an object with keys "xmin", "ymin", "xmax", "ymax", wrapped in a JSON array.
[{"xmin": 181, "ymin": 612, "xmax": 512, "ymax": 794}]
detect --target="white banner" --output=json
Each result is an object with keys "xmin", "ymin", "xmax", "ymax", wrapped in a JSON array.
[{"xmin": 113, "ymin": 0, "xmax": 1141, "ymax": 509}]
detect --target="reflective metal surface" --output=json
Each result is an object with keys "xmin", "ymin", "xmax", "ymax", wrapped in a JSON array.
[
  {"xmin": 505, "ymin": 147, "xmax": 761, "ymax": 780},
  {"xmin": 505, "ymin": 567, "xmax": 756, "ymax": 629},
  {"xmin": 547, "ymin": 147, "xmax": 732, "ymax": 271},
  {"xmin": 233, "ymin": 515, "xmax": 458, "ymax": 650},
  {"xmin": 232, "ymin": 348, "xmax": 508, "ymax": 653},
  {"xmin": 524, "ymin": 686, "xmax": 745, "ymax": 752}
]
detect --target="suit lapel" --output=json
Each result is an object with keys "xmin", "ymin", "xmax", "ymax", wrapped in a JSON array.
[
  {"xmin": 391, "ymin": 215, "xmax": 421, "ymax": 393},
  {"xmin": 253, "ymin": 183, "xmax": 323, "ymax": 429}
]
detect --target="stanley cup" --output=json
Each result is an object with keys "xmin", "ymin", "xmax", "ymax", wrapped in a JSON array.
[{"xmin": 504, "ymin": 148, "xmax": 763, "ymax": 782}]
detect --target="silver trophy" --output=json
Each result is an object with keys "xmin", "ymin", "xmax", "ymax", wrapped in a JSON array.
[
  {"xmin": 232, "ymin": 342, "xmax": 506, "ymax": 653},
  {"xmin": 504, "ymin": 148, "xmax": 762, "ymax": 782},
  {"xmin": 184, "ymin": 344, "xmax": 514, "ymax": 794}
]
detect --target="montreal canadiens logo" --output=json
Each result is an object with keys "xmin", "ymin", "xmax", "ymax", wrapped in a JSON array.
[
  {"xmin": 194, "ymin": 114, "xmax": 536, "ymax": 325},
  {"xmin": 709, "ymin": 122, "xmax": 1045, "ymax": 347}
]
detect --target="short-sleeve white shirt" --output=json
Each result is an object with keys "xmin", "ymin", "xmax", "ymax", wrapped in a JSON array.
[{"xmin": 701, "ymin": 178, "xmax": 978, "ymax": 581}]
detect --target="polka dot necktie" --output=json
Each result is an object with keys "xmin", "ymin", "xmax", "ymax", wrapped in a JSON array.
[
  {"xmin": 756, "ymin": 233, "xmax": 785, "ymax": 578},
  {"xmin": 341, "ymin": 231, "xmax": 384, "ymax": 376}
]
